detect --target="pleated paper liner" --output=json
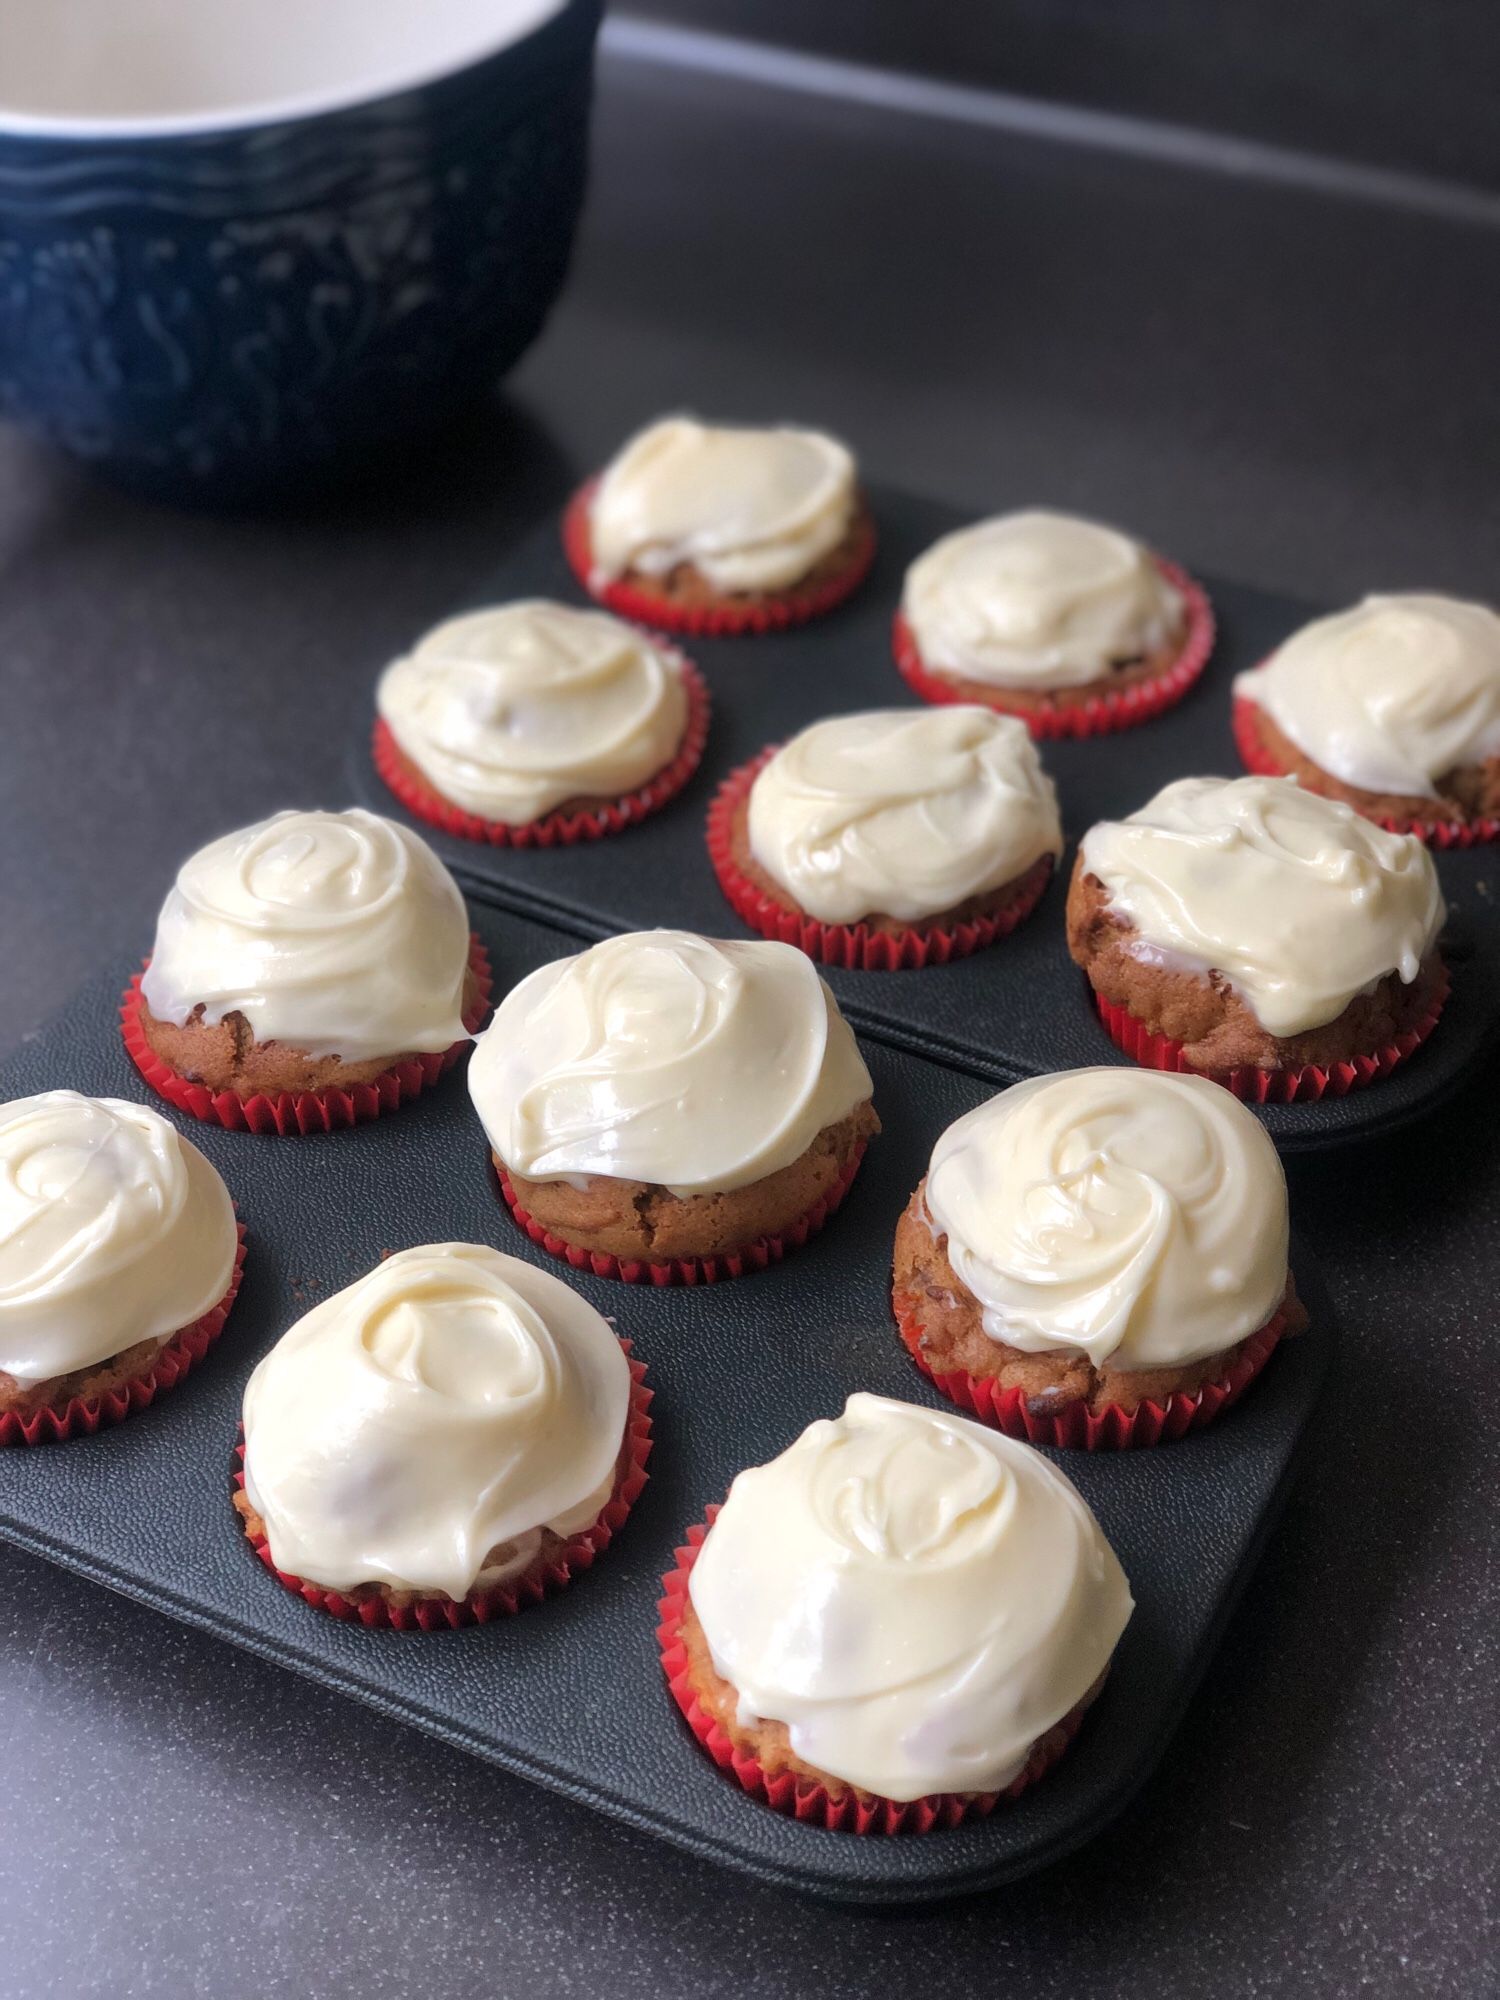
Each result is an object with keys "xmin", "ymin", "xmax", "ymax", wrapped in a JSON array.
[
  {"xmin": 1093, "ymin": 963, "xmax": 1449, "ymax": 1104},
  {"xmin": 232, "ymin": 1348, "xmax": 652, "ymax": 1631},
  {"xmin": 657, "ymin": 1510, "xmax": 1091, "ymax": 1833},
  {"xmin": 892, "ymin": 559, "xmax": 1215, "ymax": 739},
  {"xmin": 894, "ymin": 1283, "xmax": 1294, "ymax": 1451},
  {"xmin": 706, "ymin": 749, "xmax": 1055, "ymax": 969},
  {"xmin": 496, "ymin": 1139, "xmax": 869, "ymax": 1285},
  {"xmin": 372, "ymin": 653, "xmax": 712, "ymax": 848},
  {"xmin": 1232, "ymin": 693, "xmax": 1500, "ymax": 847},
  {"xmin": 562, "ymin": 480, "xmax": 878, "ymax": 636},
  {"xmin": 120, "ymin": 934, "xmax": 493, "ymax": 1135},
  {"xmin": 0, "ymin": 1222, "xmax": 247, "ymax": 1448}
]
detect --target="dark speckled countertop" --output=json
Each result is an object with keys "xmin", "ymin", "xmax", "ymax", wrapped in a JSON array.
[{"xmin": 1, "ymin": 36, "xmax": 1497, "ymax": 2000}]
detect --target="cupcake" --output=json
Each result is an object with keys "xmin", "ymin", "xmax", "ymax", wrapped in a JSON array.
[
  {"xmin": 1067, "ymin": 775, "xmax": 1447, "ymax": 1097},
  {"xmin": 563, "ymin": 415, "xmax": 875, "ymax": 634},
  {"xmin": 374, "ymin": 599, "xmax": 710, "ymax": 846},
  {"xmin": 0, "ymin": 1091, "xmax": 243, "ymax": 1444},
  {"xmin": 469, "ymin": 928, "xmax": 878, "ymax": 1280},
  {"xmin": 894, "ymin": 508, "xmax": 1212, "ymax": 736},
  {"xmin": 1233, "ymin": 593, "xmax": 1500, "ymax": 842},
  {"xmin": 234, "ymin": 1243, "xmax": 649, "ymax": 1628},
  {"xmin": 658, "ymin": 1392, "xmax": 1133, "ymax": 1831},
  {"xmin": 707, "ymin": 706, "xmax": 1062, "ymax": 969},
  {"xmin": 893, "ymin": 1068, "xmax": 1307, "ymax": 1447},
  {"xmin": 123, "ymin": 807, "xmax": 490, "ymax": 1133}
]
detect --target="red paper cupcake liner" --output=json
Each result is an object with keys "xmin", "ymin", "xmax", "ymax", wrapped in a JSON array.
[
  {"xmin": 0, "ymin": 1223, "xmax": 247, "ymax": 1448},
  {"xmin": 1232, "ymin": 693, "xmax": 1500, "ymax": 847},
  {"xmin": 892, "ymin": 558, "xmax": 1215, "ymax": 739},
  {"xmin": 562, "ymin": 479, "xmax": 877, "ymax": 636},
  {"xmin": 656, "ymin": 1508, "xmax": 1087, "ymax": 1832},
  {"xmin": 894, "ymin": 1282, "xmax": 1293, "ymax": 1450},
  {"xmin": 120, "ymin": 935, "xmax": 493, "ymax": 1135},
  {"xmin": 233, "ymin": 1348, "xmax": 653, "ymax": 1630},
  {"xmin": 1092, "ymin": 962, "xmax": 1449, "ymax": 1104},
  {"xmin": 372, "ymin": 653, "xmax": 712, "ymax": 847},
  {"xmin": 705, "ymin": 747, "xmax": 1055, "ymax": 968},
  {"xmin": 496, "ymin": 1139, "xmax": 869, "ymax": 1285}
]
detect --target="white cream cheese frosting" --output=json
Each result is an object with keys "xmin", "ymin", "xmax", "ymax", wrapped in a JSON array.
[
  {"xmin": 902, "ymin": 508, "xmax": 1185, "ymax": 690},
  {"xmin": 241, "ymin": 1243, "xmax": 630, "ymax": 1599},
  {"xmin": 1080, "ymin": 776, "xmax": 1445, "ymax": 1038},
  {"xmin": 468, "ymin": 929, "xmax": 872, "ymax": 1197},
  {"xmin": 746, "ymin": 707, "xmax": 1063, "ymax": 925},
  {"xmin": 924, "ymin": 1068, "xmax": 1289, "ymax": 1369},
  {"xmin": 588, "ymin": 416, "xmax": 858, "ymax": 594},
  {"xmin": 376, "ymin": 600, "xmax": 691, "ymax": 825},
  {"xmin": 140, "ymin": 808, "xmax": 472, "ymax": 1062},
  {"xmin": 688, "ymin": 1392, "xmax": 1133, "ymax": 1800},
  {"xmin": 1235, "ymin": 593, "xmax": 1500, "ymax": 800},
  {"xmin": 0, "ymin": 1091, "xmax": 238, "ymax": 1387}
]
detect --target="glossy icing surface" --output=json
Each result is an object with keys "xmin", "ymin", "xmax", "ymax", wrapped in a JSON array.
[
  {"xmin": 924, "ymin": 1068, "xmax": 1289, "ymax": 1368},
  {"xmin": 468, "ymin": 929, "xmax": 872, "ymax": 1196},
  {"xmin": 0, "ymin": 1090, "xmax": 237, "ymax": 1386},
  {"xmin": 688, "ymin": 1392, "xmax": 1133, "ymax": 1800},
  {"xmin": 140, "ymin": 808, "xmax": 473, "ymax": 1062},
  {"xmin": 1235, "ymin": 593, "xmax": 1500, "ymax": 799},
  {"xmin": 746, "ymin": 707, "xmax": 1062, "ymax": 924},
  {"xmin": 1080, "ymin": 776, "xmax": 1445, "ymax": 1036},
  {"xmin": 241, "ymin": 1244, "xmax": 630, "ymax": 1598},
  {"xmin": 903, "ymin": 508, "xmax": 1183, "ymax": 689},
  {"xmin": 588, "ymin": 416, "xmax": 858, "ymax": 594},
  {"xmin": 377, "ymin": 599, "xmax": 690, "ymax": 824}
]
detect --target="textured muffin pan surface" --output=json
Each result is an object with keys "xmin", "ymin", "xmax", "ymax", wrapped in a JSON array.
[
  {"xmin": 0, "ymin": 903, "xmax": 1334, "ymax": 1903},
  {"xmin": 349, "ymin": 484, "xmax": 1500, "ymax": 1152}
]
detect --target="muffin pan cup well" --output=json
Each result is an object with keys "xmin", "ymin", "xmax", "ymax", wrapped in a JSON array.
[
  {"xmin": 0, "ymin": 901, "xmax": 1334, "ymax": 1904},
  {"xmin": 350, "ymin": 481, "xmax": 1500, "ymax": 1153}
]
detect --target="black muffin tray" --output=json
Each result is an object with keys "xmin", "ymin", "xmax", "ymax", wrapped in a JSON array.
[
  {"xmin": 348, "ymin": 484, "xmax": 1500, "ymax": 1152},
  {"xmin": 0, "ymin": 902, "xmax": 1334, "ymax": 1904}
]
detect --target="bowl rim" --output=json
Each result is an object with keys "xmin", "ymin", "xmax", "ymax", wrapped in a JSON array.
[{"xmin": 0, "ymin": 0, "xmax": 596, "ymax": 144}]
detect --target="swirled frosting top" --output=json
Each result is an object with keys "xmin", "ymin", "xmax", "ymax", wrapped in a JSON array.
[
  {"xmin": 902, "ymin": 509, "xmax": 1184, "ymax": 689},
  {"xmin": 468, "ymin": 929, "xmax": 872, "ymax": 1196},
  {"xmin": 924, "ymin": 1068, "xmax": 1289, "ymax": 1368},
  {"xmin": 241, "ymin": 1243, "xmax": 630, "ymax": 1598},
  {"xmin": 1080, "ymin": 776, "xmax": 1444, "ymax": 1037},
  {"xmin": 376, "ymin": 600, "xmax": 691, "ymax": 825},
  {"xmin": 1235, "ymin": 593, "xmax": 1500, "ymax": 800},
  {"xmin": 0, "ymin": 1091, "xmax": 238, "ymax": 1386},
  {"xmin": 747, "ymin": 707, "xmax": 1062, "ymax": 924},
  {"xmin": 140, "ymin": 808, "xmax": 473, "ymax": 1062},
  {"xmin": 688, "ymin": 1392, "xmax": 1133, "ymax": 1800},
  {"xmin": 587, "ymin": 416, "xmax": 858, "ymax": 594}
]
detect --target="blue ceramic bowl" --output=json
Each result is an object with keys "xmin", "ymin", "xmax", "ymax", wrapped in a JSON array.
[{"xmin": 0, "ymin": 0, "xmax": 600, "ymax": 499}]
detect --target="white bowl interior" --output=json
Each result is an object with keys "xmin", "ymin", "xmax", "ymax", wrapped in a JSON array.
[{"xmin": 0, "ymin": 0, "xmax": 569, "ymax": 134}]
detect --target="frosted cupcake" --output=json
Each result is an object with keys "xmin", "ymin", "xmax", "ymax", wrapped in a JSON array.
[
  {"xmin": 0, "ymin": 1091, "xmax": 243, "ymax": 1444},
  {"xmin": 564, "ymin": 416, "xmax": 875, "ymax": 633},
  {"xmin": 893, "ymin": 1069, "xmax": 1307, "ymax": 1447},
  {"xmin": 895, "ymin": 508, "xmax": 1212, "ymax": 736},
  {"xmin": 1067, "ymin": 775, "xmax": 1447, "ymax": 1096},
  {"xmin": 659, "ymin": 1392, "xmax": 1133, "ymax": 1830},
  {"xmin": 123, "ymin": 807, "xmax": 489, "ymax": 1132},
  {"xmin": 469, "ymin": 929, "xmax": 878, "ymax": 1280},
  {"xmin": 234, "ymin": 1243, "xmax": 649, "ymax": 1628},
  {"xmin": 708, "ymin": 706, "xmax": 1062, "ymax": 968},
  {"xmin": 1234, "ymin": 593, "xmax": 1500, "ymax": 842},
  {"xmin": 374, "ymin": 599, "xmax": 710, "ymax": 845}
]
